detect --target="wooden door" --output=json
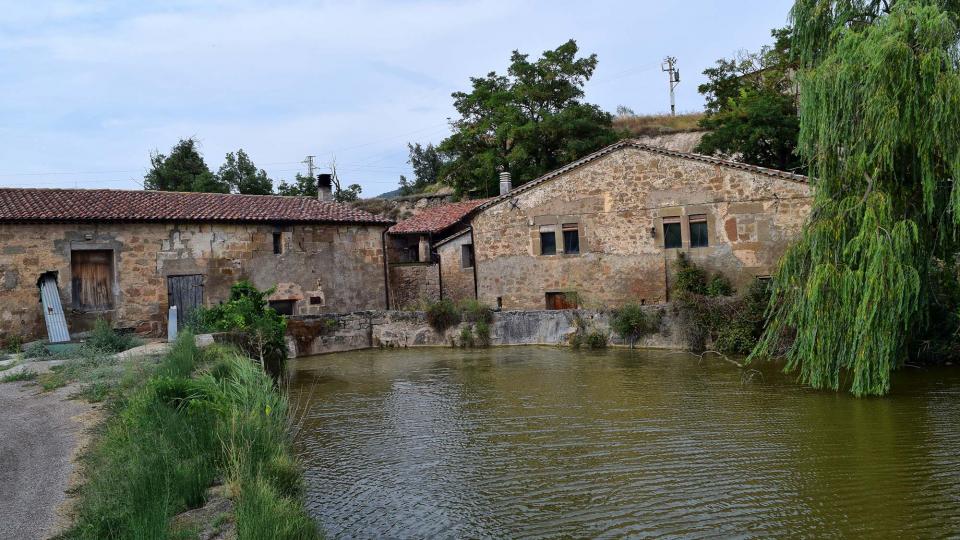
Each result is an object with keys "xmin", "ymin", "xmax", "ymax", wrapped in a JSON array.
[
  {"xmin": 545, "ymin": 292, "xmax": 577, "ymax": 310},
  {"xmin": 167, "ymin": 275, "xmax": 204, "ymax": 330}
]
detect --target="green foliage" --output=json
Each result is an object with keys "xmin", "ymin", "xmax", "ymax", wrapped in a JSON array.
[
  {"xmin": 706, "ymin": 274, "xmax": 734, "ymax": 297},
  {"xmin": 218, "ymin": 149, "xmax": 273, "ymax": 195},
  {"xmin": 611, "ymin": 304, "xmax": 661, "ymax": 346},
  {"xmin": 673, "ymin": 253, "xmax": 708, "ymax": 295},
  {"xmin": 459, "ymin": 299, "xmax": 493, "ymax": 324},
  {"xmin": 695, "ymin": 27, "xmax": 802, "ymax": 172},
  {"xmin": 144, "ymin": 138, "xmax": 229, "ymax": 193},
  {"xmin": 752, "ymin": 0, "xmax": 960, "ymax": 396},
  {"xmin": 190, "ymin": 281, "xmax": 288, "ymax": 366},
  {"xmin": 65, "ymin": 336, "xmax": 318, "ymax": 539},
  {"xmin": 568, "ymin": 313, "xmax": 608, "ymax": 349},
  {"xmin": 86, "ymin": 319, "xmax": 141, "ymax": 353},
  {"xmin": 474, "ymin": 321, "xmax": 491, "ymax": 347},
  {"xmin": 400, "ymin": 143, "xmax": 446, "ymax": 195},
  {"xmin": 434, "ymin": 39, "xmax": 619, "ymax": 197},
  {"xmin": 425, "ymin": 299, "xmax": 462, "ymax": 332},
  {"xmin": 275, "ymin": 173, "xmax": 318, "ymax": 197},
  {"xmin": 586, "ymin": 330, "xmax": 609, "ymax": 349},
  {"xmin": 2, "ymin": 335, "xmax": 22, "ymax": 354},
  {"xmin": 23, "ymin": 341, "xmax": 50, "ymax": 358},
  {"xmin": 1, "ymin": 369, "xmax": 37, "ymax": 383},
  {"xmin": 458, "ymin": 325, "xmax": 475, "ymax": 348}
]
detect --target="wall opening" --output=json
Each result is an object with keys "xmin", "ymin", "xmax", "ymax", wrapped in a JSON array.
[
  {"xmin": 663, "ymin": 217, "xmax": 682, "ymax": 249},
  {"xmin": 273, "ymin": 232, "xmax": 283, "ymax": 254},
  {"xmin": 71, "ymin": 249, "xmax": 114, "ymax": 310},
  {"xmin": 689, "ymin": 214, "xmax": 708, "ymax": 247},
  {"xmin": 562, "ymin": 223, "xmax": 580, "ymax": 254},
  {"xmin": 545, "ymin": 291, "xmax": 578, "ymax": 310},
  {"xmin": 461, "ymin": 244, "xmax": 475, "ymax": 269},
  {"xmin": 269, "ymin": 299, "xmax": 296, "ymax": 316},
  {"xmin": 539, "ymin": 225, "xmax": 557, "ymax": 255}
]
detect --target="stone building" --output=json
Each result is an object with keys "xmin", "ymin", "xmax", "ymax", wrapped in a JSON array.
[
  {"xmin": 385, "ymin": 198, "xmax": 487, "ymax": 308},
  {"xmin": 0, "ymin": 188, "xmax": 392, "ymax": 340},
  {"xmin": 467, "ymin": 139, "xmax": 812, "ymax": 310}
]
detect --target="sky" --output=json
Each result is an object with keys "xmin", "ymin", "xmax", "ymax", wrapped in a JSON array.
[{"xmin": 0, "ymin": 0, "xmax": 795, "ymax": 196}]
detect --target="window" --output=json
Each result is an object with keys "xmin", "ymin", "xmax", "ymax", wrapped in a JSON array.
[
  {"xmin": 689, "ymin": 215, "xmax": 709, "ymax": 248},
  {"xmin": 461, "ymin": 244, "xmax": 475, "ymax": 269},
  {"xmin": 545, "ymin": 291, "xmax": 578, "ymax": 310},
  {"xmin": 272, "ymin": 232, "xmax": 283, "ymax": 254},
  {"xmin": 540, "ymin": 225, "xmax": 557, "ymax": 255},
  {"xmin": 663, "ymin": 217, "xmax": 682, "ymax": 249},
  {"xmin": 71, "ymin": 250, "xmax": 114, "ymax": 310},
  {"xmin": 268, "ymin": 299, "xmax": 296, "ymax": 316},
  {"xmin": 562, "ymin": 223, "xmax": 580, "ymax": 254}
]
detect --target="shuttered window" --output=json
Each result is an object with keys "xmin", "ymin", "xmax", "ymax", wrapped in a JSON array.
[{"xmin": 71, "ymin": 250, "xmax": 114, "ymax": 310}]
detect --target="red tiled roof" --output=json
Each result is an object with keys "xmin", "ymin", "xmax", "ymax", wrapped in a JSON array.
[
  {"xmin": 388, "ymin": 198, "xmax": 491, "ymax": 235},
  {"xmin": 0, "ymin": 188, "xmax": 393, "ymax": 225}
]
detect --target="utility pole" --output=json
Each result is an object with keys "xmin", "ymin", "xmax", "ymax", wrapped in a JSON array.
[
  {"xmin": 302, "ymin": 155, "xmax": 316, "ymax": 179},
  {"xmin": 661, "ymin": 56, "xmax": 680, "ymax": 116}
]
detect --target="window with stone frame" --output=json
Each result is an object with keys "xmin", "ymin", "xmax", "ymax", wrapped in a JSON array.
[
  {"xmin": 539, "ymin": 225, "xmax": 557, "ymax": 255},
  {"xmin": 689, "ymin": 214, "xmax": 709, "ymax": 248},
  {"xmin": 663, "ymin": 217, "xmax": 682, "ymax": 249},
  {"xmin": 562, "ymin": 223, "xmax": 580, "ymax": 254}
]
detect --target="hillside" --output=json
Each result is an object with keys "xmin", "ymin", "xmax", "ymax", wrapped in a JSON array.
[{"xmin": 613, "ymin": 112, "xmax": 705, "ymax": 137}]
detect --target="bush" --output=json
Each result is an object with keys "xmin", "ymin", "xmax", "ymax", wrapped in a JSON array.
[
  {"xmin": 190, "ymin": 281, "xmax": 288, "ymax": 369},
  {"xmin": 458, "ymin": 325, "xmax": 475, "ymax": 348},
  {"xmin": 86, "ymin": 318, "xmax": 142, "ymax": 353},
  {"xmin": 673, "ymin": 253, "xmax": 708, "ymax": 295},
  {"xmin": 611, "ymin": 304, "xmax": 660, "ymax": 347},
  {"xmin": 2, "ymin": 335, "xmax": 23, "ymax": 354},
  {"xmin": 474, "ymin": 321, "xmax": 491, "ymax": 347},
  {"xmin": 426, "ymin": 299, "xmax": 461, "ymax": 332},
  {"xmin": 23, "ymin": 341, "xmax": 50, "ymax": 359},
  {"xmin": 459, "ymin": 300, "xmax": 493, "ymax": 324},
  {"xmin": 673, "ymin": 276, "xmax": 771, "ymax": 355},
  {"xmin": 586, "ymin": 330, "xmax": 609, "ymax": 349},
  {"xmin": 706, "ymin": 274, "xmax": 734, "ymax": 297}
]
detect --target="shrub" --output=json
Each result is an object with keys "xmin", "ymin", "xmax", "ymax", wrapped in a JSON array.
[
  {"xmin": 611, "ymin": 304, "xmax": 660, "ymax": 347},
  {"xmin": 23, "ymin": 341, "xmax": 51, "ymax": 359},
  {"xmin": 190, "ymin": 281, "xmax": 287, "ymax": 369},
  {"xmin": 459, "ymin": 300, "xmax": 493, "ymax": 324},
  {"xmin": 458, "ymin": 325, "xmax": 475, "ymax": 348},
  {"xmin": 426, "ymin": 299, "xmax": 461, "ymax": 332},
  {"xmin": 706, "ymin": 274, "xmax": 734, "ymax": 297},
  {"xmin": 673, "ymin": 252, "xmax": 708, "ymax": 295},
  {"xmin": 86, "ymin": 318, "xmax": 142, "ymax": 353},
  {"xmin": 474, "ymin": 321, "xmax": 491, "ymax": 347},
  {"xmin": 2, "ymin": 335, "xmax": 23, "ymax": 354},
  {"xmin": 586, "ymin": 330, "xmax": 609, "ymax": 349}
]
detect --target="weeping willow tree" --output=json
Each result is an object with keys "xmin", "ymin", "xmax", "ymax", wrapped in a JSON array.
[{"xmin": 750, "ymin": 0, "xmax": 960, "ymax": 396}]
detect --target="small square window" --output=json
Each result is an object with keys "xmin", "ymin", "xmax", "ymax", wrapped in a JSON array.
[
  {"xmin": 268, "ymin": 299, "xmax": 296, "ymax": 316},
  {"xmin": 461, "ymin": 244, "xmax": 475, "ymax": 269},
  {"xmin": 539, "ymin": 226, "xmax": 557, "ymax": 255},
  {"xmin": 663, "ymin": 217, "xmax": 682, "ymax": 249},
  {"xmin": 689, "ymin": 215, "xmax": 708, "ymax": 248},
  {"xmin": 562, "ymin": 224, "xmax": 580, "ymax": 254},
  {"xmin": 272, "ymin": 232, "xmax": 283, "ymax": 254}
]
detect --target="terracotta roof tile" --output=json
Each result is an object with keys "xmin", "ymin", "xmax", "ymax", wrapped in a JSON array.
[
  {"xmin": 0, "ymin": 188, "xmax": 393, "ymax": 225},
  {"xmin": 388, "ymin": 198, "xmax": 491, "ymax": 235}
]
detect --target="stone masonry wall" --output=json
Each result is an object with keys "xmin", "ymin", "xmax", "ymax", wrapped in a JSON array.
[
  {"xmin": 437, "ymin": 231, "xmax": 476, "ymax": 305},
  {"xmin": 0, "ymin": 221, "xmax": 388, "ymax": 340},
  {"xmin": 286, "ymin": 306, "xmax": 683, "ymax": 357},
  {"xmin": 388, "ymin": 263, "xmax": 439, "ymax": 309},
  {"xmin": 471, "ymin": 147, "xmax": 812, "ymax": 310}
]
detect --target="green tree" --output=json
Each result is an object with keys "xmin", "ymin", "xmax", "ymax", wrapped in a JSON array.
[
  {"xmin": 144, "ymin": 138, "xmax": 228, "ymax": 193},
  {"xmin": 695, "ymin": 28, "xmax": 802, "ymax": 171},
  {"xmin": 401, "ymin": 143, "xmax": 445, "ymax": 194},
  {"xmin": 217, "ymin": 149, "xmax": 273, "ymax": 195},
  {"xmin": 750, "ymin": 0, "xmax": 960, "ymax": 396},
  {"xmin": 437, "ymin": 39, "xmax": 619, "ymax": 196},
  {"xmin": 275, "ymin": 173, "xmax": 318, "ymax": 197}
]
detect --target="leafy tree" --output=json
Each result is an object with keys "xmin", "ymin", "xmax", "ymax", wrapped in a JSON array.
[
  {"xmin": 144, "ymin": 138, "xmax": 228, "ymax": 193},
  {"xmin": 695, "ymin": 27, "xmax": 802, "ymax": 172},
  {"xmin": 217, "ymin": 149, "xmax": 273, "ymax": 195},
  {"xmin": 275, "ymin": 173, "xmax": 317, "ymax": 197},
  {"xmin": 436, "ymin": 39, "xmax": 619, "ymax": 196},
  {"xmin": 750, "ymin": 0, "xmax": 960, "ymax": 396},
  {"xmin": 401, "ymin": 143, "xmax": 446, "ymax": 194}
]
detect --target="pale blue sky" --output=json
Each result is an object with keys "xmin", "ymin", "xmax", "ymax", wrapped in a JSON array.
[{"xmin": 0, "ymin": 0, "xmax": 794, "ymax": 196}]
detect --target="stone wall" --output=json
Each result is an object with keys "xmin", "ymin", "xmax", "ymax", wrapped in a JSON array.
[
  {"xmin": 471, "ymin": 146, "xmax": 811, "ymax": 310},
  {"xmin": 436, "ymin": 230, "xmax": 476, "ymax": 305},
  {"xmin": 387, "ymin": 263, "xmax": 439, "ymax": 309},
  {"xmin": 286, "ymin": 307, "xmax": 684, "ymax": 357},
  {"xmin": 0, "ymin": 221, "xmax": 388, "ymax": 340}
]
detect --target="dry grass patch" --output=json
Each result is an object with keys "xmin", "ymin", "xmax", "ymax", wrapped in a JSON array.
[{"xmin": 614, "ymin": 113, "xmax": 705, "ymax": 137}]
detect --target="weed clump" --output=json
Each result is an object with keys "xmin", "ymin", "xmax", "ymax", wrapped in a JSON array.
[
  {"xmin": 610, "ymin": 304, "xmax": 661, "ymax": 347},
  {"xmin": 425, "ymin": 299, "xmax": 462, "ymax": 333},
  {"xmin": 86, "ymin": 318, "xmax": 142, "ymax": 353}
]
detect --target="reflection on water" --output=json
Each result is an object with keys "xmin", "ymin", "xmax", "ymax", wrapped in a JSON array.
[{"xmin": 289, "ymin": 347, "xmax": 960, "ymax": 538}]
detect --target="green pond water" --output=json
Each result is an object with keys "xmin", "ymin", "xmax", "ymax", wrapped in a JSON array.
[{"xmin": 289, "ymin": 347, "xmax": 960, "ymax": 538}]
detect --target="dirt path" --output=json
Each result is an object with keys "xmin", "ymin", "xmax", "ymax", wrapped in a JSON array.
[{"xmin": 0, "ymin": 380, "xmax": 98, "ymax": 540}]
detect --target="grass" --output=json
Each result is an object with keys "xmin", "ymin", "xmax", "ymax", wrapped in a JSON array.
[
  {"xmin": 1, "ymin": 369, "xmax": 37, "ymax": 382},
  {"xmin": 61, "ymin": 333, "xmax": 319, "ymax": 540},
  {"xmin": 613, "ymin": 112, "xmax": 705, "ymax": 137}
]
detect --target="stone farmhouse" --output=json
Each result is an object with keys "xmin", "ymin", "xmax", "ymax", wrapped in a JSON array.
[
  {"xmin": 401, "ymin": 139, "xmax": 812, "ymax": 311},
  {"xmin": 386, "ymin": 198, "xmax": 488, "ymax": 308},
  {"xmin": 0, "ymin": 188, "xmax": 392, "ymax": 340}
]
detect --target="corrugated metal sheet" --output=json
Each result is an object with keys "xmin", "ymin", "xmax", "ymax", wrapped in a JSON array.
[{"xmin": 39, "ymin": 274, "xmax": 70, "ymax": 343}]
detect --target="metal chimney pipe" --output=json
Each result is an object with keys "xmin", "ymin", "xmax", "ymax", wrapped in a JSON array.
[{"xmin": 499, "ymin": 171, "xmax": 512, "ymax": 196}]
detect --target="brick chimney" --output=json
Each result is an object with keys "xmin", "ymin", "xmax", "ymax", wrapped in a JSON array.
[
  {"xmin": 499, "ymin": 171, "xmax": 512, "ymax": 196},
  {"xmin": 317, "ymin": 174, "xmax": 333, "ymax": 202}
]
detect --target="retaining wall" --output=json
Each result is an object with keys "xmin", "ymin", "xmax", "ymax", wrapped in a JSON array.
[{"xmin": 285, "ymin": 307, "xmax": 685, "ymax": 357}]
